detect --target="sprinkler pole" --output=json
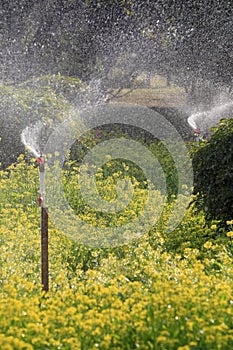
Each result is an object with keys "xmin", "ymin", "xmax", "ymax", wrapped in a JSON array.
[{"xmin": 37, "ymin": 155, "xmax": 49, "ymax": 292}]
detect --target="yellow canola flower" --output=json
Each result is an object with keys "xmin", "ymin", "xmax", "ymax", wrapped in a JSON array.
[
  {"xmin": 211, "ymin": 224, "xmax": 217, "ymax": 230},
  {"xmin": 226, "ymin": 231, "xmax": 233, "ymax": 237},
  {"xmin": 0, "ymin": 335, "xmax": 33, "ymax": 350},
  {"xmin": 203, "ymin": 241, "xmax": 213, "ymax": 249},
  {"xmin": 1, "ymin": 156, "xmax": 233, "ymax": 350},
  {"xmin": 226, "ymin": 220, "xmax": 233, "ymax": 225}
]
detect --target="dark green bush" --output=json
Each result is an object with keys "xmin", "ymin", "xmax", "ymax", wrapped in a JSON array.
[{"xmin": 192, "ymin": 118, "xmax": 233, "ymax": 224}]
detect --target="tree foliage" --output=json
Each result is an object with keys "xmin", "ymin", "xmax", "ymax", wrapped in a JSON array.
[
  {"xmin": 0, "ymin": 75, "xmax": 82, "ymax": 168},
  {"xmin": 1, "ymin": 0, "xmax": 232, "ymax": 102},
  {"xmin": 192, "ymin": 118, "xmax": 233, "ymax": 224}
]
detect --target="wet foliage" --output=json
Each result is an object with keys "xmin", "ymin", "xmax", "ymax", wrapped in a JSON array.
[
  {"xmin": 192, "ymin": 118, "xmax": 233, "ymax": 224},
  {"xmin": 0, "ymin": 75, "xmax": 82, "ymax": 168},
  {"xmin": 1, "ymin": 0, "xmax": 232, "ymax": 102}
]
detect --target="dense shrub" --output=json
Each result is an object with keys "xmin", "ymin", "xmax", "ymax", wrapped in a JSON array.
[{"xmin": 192, "ymin": 118, "xmax": 233, "ymax": 224}]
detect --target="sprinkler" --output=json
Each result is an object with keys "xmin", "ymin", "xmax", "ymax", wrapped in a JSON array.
[
  {"xmin": 187, "ymin": 116, "xmax": 203, "ymax": 142},
  {"xmin": 21, "ymin": 126, "xmax": 49, "ymax": 292},
  {"xmin": 37, "ymin": 153, "xmax": 49, "ymax": 292},
  {"xmin": 194, "ymin": 128, "xmax": 201, "ymax": 142},
  {"xmin": 37, "ymin": 155, "xmax": 44, "ymax": 207}
]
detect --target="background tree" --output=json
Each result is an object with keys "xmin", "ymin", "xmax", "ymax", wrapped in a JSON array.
[{"xmin": 0, "ymin": 0, "xmax": 232, "ymax": 101}]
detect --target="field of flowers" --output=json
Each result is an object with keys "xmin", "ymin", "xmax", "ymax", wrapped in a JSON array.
[{"xmin": 0, "ymin": 155, "xmax": 233, "ymax": 350}]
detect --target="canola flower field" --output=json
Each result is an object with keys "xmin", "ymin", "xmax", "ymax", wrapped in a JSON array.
[{"xmin": 0, "ymin": 155, "xmax": 233, "ymax": 350}]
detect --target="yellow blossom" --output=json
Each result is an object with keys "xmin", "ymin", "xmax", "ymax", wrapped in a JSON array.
[{"xmin": 226, "ymin": 231, "xmax": 233, "ymax": 237}]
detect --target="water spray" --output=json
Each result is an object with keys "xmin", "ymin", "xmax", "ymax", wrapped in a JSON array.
[
  {"xmin": 21, "ymin": 125, "xmax": 49, "ymax": 292},
  {"xmin": 187, "ymin": 116, "xmax": 202, "ymax": 142},
  {"xmin": 187, "ymin": 101, "xmax": 233, "ymax": 141}
]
